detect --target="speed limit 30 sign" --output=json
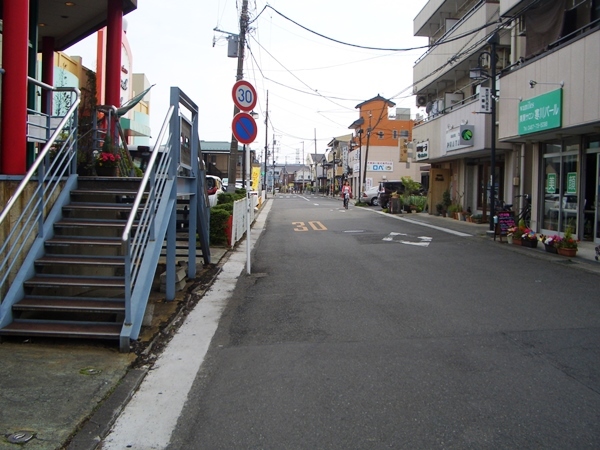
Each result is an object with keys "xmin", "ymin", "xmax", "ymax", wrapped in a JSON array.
[{"xmin": 232, "ymin": 80, "xmax": 257, "ymax": 112}]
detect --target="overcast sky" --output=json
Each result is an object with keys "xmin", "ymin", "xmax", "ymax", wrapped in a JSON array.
[{"xmin": 67, "ymin": 0, "xmax": 429, "ymax": 164}]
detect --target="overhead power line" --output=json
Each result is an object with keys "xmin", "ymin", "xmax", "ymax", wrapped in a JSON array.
[{"xmin": 251, "ymin": 4, "xmax": 496, "ymax": 52}]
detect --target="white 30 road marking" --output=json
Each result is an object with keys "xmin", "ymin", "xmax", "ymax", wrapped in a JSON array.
[{"xmin": 383, "ymin": 232, "xmax": 433, "ymax": 247}]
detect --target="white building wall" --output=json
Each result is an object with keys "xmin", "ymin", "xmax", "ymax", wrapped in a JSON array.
[{"xmin": 499, "ymin": 30, "xmax": 600, "ymax": 140}]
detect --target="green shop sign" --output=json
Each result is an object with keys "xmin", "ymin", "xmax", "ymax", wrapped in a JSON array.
[
  {"xmin": 518, "ymin": 89, "xmax": 562, "ymax": 135},
  {"xmin": 546, "ymin": 173, "xmax": 556, "ymax": 194},
  {"xmin": 566, "ymin": 172, "xmax": 577, "ymax": 195}
]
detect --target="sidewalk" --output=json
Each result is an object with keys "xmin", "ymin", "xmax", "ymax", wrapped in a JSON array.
[
  {"xmin": 0, "ymin": 246, "xmax": 230, "ymax": 450},
  {"xmin": 1, "ymin": 200, "xmax": 598, "ymax": 449}
]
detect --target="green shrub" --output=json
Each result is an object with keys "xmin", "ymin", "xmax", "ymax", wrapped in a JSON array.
[
  {"xmin": 214, "ymin": 202, "xmax": 233, "ymax": 214},
  {"xmin": 217, "ymin": 192, "xmax": 234, "ymax": 205},
  {"xmin": 217, "ymin": 190, "xmax": 246, "ymax": 205},
  {"xmin": 409, "ymin": 195, "xmax": 427, "ymax": 211},
  {"xmin": 210, "ymin": 207, "xmax": 231, "ymax": 246}
]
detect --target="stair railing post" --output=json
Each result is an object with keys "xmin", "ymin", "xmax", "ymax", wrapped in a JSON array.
[
  {"xmin": 123, "ymin": 239, "xmax": 132, "ymax": 326},
  {"xmin": 149, "ymin": 165, "xmax": 156, "ymax": 242}
]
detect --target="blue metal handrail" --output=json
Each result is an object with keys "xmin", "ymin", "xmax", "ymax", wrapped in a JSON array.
[
  {"xmin": 121, "ymin": 105, "xmax": 174, "ymax": 327},
  {"xmin": 0, "ymin": 79, "xmax": 80, "ymax": 302}
]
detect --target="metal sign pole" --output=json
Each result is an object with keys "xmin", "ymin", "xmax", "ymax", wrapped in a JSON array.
[{"xmin": 245, "ymin": 144, "xmax": 251, "ymax": 274}]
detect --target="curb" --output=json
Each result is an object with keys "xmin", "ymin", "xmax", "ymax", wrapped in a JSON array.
[{"xmin": 66, "ymin": 368, "xmax": 147, "ymax": 450}]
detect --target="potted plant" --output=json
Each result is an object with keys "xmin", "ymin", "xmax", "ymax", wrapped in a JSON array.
[
  {"xmin": 94, "ymin": 143, "xmax": 121, "ymax": 176},
  {"xmin": 400, "ymin": 177, "xmax": 422, "ymax": 213},
  {"xmin": 94, "ymin": 133, "xmax": 124, "ymax": 176},
  {"xmin": 556, "ymin": 226, "xmax": 578, "ymax": 257},
  {"xmin": 539, "ymin": 234, "xmax": 559, "ymax": 253},
  {"xmin": 442, "ymin": 189, "xmax": 452, "ymax": 217},
  {"xmin": 435, "ymin": 203, "xmax": 444, "ymax": 216},
  {"xmin": 471, "ymin": 213, "xmax": 483, "ymax": 224},
  {"xmin": 389, "ymin": 191, "xmax": 402, "ymax": 214},
  {"xmin": 506, "ymin": 226, "xmax": 516, "ymax": 244},
  {"xmin": 511, "ymin": 219, "xmax": 527, "ymax": 245},
  {"xmin": 520, "ymin": 228, "xmax": 538, "ymax": 248},
  {"xmin": 447, "ymin": 203, "xmax": 461, "ymax": 219}
]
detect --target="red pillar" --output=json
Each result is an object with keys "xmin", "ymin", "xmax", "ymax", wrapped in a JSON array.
[
  {"xmin": 105, "ymin": 0, "xmax": 123, "ymax": 108},
  {"xmin": 1, "ymin": 0, "xmax": 30, "ymax": 175},
  {"xmin": 41, "ymin": 37, "xmax": 55, "ymax": 116}
]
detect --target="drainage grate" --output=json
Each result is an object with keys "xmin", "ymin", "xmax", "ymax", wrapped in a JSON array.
[{"xmin": 7, "ymin": 432, "xmax": 34, "ymax": 444}]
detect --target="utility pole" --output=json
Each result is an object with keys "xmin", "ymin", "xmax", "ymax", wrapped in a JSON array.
[
  {"xmin": 362, "ymin": 112, "xmax": 372, "ymax": 194},
  {"xmin": 271, "ymin": 133, "xmax": 276, "ymax": 194},
  {"xmin": 314, "ymin": 128, "xmax": 317, "ymax": 192},
  {"xmin": 302, "ymin": 141, "xmax": 305, "ymax": 193},
  {"xmin": 226, "ymin": 0, "xmax": 249, "ymax": 192},
  {"xmin": 263, "ymin": 90, "xmax": 269, "ymax": 195}
]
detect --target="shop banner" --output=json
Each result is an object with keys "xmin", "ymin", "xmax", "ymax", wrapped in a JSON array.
[{"xmin": 519, "ymin": 89, "xmax": 562, "ymax": 135}]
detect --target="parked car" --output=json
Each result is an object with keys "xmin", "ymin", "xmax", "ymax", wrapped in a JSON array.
[
  {"xmin": 221, "ymin": 178, "xmax": 251, "ymax": 190},
  {"xmin": 377, "ymin": 180, "xmax": 405, "ymax": 209},
  {"xmin": 206, "ymin": 175, "xmax": 224, "ymax": 207},
  {"xmin": 361, "ymin": 186, "xmax": 380, "ymax": 206}
]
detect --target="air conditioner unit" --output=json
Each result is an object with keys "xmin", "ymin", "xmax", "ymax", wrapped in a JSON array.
[
  {"xmin": 444, "ymin": 92, "xmax": 464, "ymax": 108},
  {"xmin": 416, "ymin": 95, "xmax": 427, "ymax": 107}
]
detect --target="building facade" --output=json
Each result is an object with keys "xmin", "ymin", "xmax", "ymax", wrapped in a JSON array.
[
  {"xmin": 412, "ymin": 0, "xmax": 599, "ymax": 244},
  {"xmin": 348, "ymin": 95, "xmax": 419, "ymax": 196},
  {"xmin": 0, "ymin": 0, "xmax": 137, "ymax": 175},
  {"xmin": 498, "ymin": 0, "xmax": 600, "ymax": 244}
]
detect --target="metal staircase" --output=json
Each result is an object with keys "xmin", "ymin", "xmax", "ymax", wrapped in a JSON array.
[
  {"xmin": 1, "ymin": 177, "xmax": 144, "ymax": 341},
  {"xmin": 0, "ymin": 86, "xmax": 211, "ymax": 351}
]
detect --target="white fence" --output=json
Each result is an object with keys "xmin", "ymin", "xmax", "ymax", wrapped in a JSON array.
[{"xmin": 230, "ymin": 193, "xmax": 258, "ymax": 248}]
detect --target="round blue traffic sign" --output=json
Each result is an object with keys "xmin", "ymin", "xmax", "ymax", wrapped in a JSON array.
[{"xmin": 232, "ymin": 112, "xmax": 257, "ymax": 144}]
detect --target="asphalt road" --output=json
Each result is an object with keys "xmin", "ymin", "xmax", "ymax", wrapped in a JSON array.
[{"xmin": 128, "ymin": 195, "xmax": 600, "ymax": 448}]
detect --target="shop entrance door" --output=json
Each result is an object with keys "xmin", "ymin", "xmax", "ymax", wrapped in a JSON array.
[{"xmin": 583, "ymin": 151, "xmax": 600, "ymax": 243}]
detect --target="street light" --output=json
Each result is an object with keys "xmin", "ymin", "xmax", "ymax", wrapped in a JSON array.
[
  {"xmin": 321, "ymin": 158, "xmax": 326, "ymax": 196},
  {"xmin": 470, "ymin": 32, "xmax": 499, "ymax": 232}
]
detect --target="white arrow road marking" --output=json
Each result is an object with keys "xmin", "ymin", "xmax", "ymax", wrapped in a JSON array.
[
  {"xmin": 400, "ymin": 237, "xmax": 432, "ymax": 247},
  {"xmin": 383, "ymin": 233, "xmax": 432, "ymax": 247},
  {"xmin": 383, "ymin": 232, "xmax": 407, "ymax": 241}
]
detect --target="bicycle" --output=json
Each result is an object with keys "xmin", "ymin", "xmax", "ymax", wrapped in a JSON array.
[
  {"xmin": 343, "ymin": 192, "xmax": 350, "ymax": 209},
  {"xmin": 514, "ymin": 194, "xmax": 531, "ymax": 227}
]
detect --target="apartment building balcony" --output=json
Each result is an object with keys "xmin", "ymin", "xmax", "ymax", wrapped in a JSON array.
[
  {"xmin": 414, "ymin": 0, "xmax": 481, "ymax": 38},
  {"xmin": 413, "ymin": 1, "xmax": 507, "ymax": 96}
]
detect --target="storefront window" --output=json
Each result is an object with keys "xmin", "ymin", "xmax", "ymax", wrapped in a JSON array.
[
  {"xmin": 541, "ymin": 141, "xmax": 579, "ymax": 233},
  {"xmin": 561, "ymin": 154, "xmax": 578, "ymax": 232},
  {"xmin": 543, "ymin": 154, "xmax": 561, "ymax": 231},
  {"xmin": 584, "ymin": 136, "xmax": 600, "ymax": 243}
]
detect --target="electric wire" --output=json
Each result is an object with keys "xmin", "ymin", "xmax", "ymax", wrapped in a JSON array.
[
  {"xmin": 250, "ymin": 4, "xmax": 495, "ymax": 52},
  {"xmin": 244, "ymin": 0, "xmax": 546, "ymax": 146}
]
